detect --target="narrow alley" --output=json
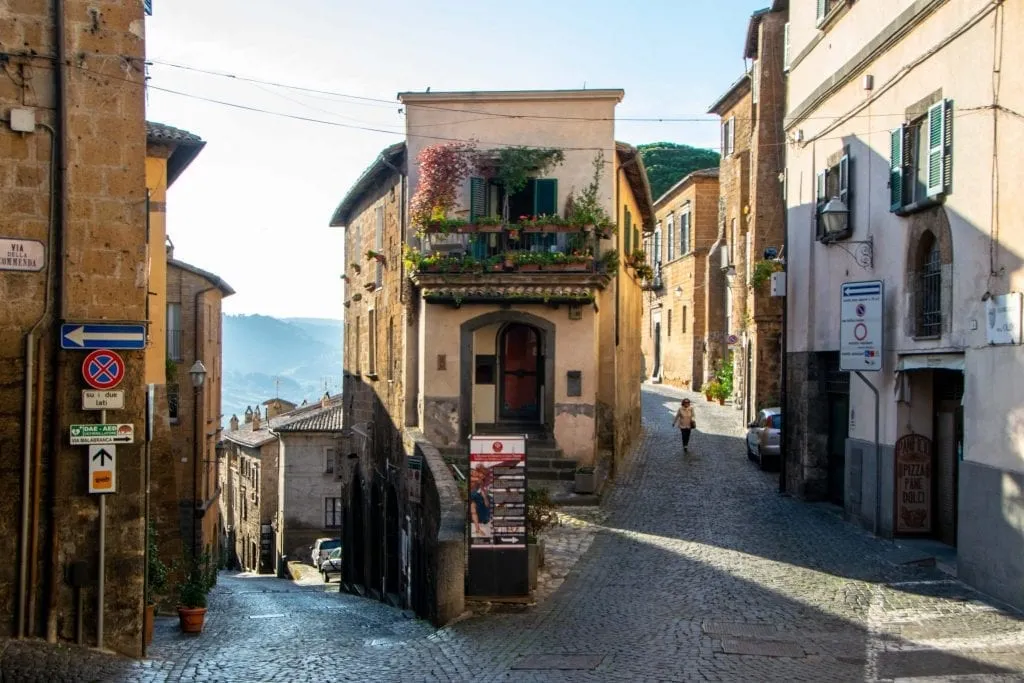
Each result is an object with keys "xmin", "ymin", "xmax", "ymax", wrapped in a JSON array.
[{"xmin": 10, "ymin": 386, "xmax": 1023, "ymax": 682}]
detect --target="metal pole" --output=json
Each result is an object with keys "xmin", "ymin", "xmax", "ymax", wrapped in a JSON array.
[
  {"xmin": 855, "ymin": 372, "xmax": 881, "ymax": 536},
  {"xmin": 97, "ymin": 408, "xmax": 106, "ymax": 649}
]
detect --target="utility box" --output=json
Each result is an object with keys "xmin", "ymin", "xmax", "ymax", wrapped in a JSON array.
[{"xmin": 770, "ymin": 271, "xmax": 786, "ymax": 297}]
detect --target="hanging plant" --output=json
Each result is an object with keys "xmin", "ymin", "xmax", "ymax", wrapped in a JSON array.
[
  {"xmin": 492, "ymin": 147, "xmax": 564, "ymax": 221},
  {"xmin": 410, "ymin": 141, "xmax": 477, "ymax": 230}
]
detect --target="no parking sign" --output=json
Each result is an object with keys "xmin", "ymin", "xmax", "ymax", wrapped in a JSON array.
[{"xmin": 82, "ymin": 349, "xmax": 125, "ymax": 390}]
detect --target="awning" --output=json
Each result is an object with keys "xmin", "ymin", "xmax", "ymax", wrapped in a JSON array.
[{"xmin": 895, "ymin": 353, "xmax": 965, "ymax": 372}]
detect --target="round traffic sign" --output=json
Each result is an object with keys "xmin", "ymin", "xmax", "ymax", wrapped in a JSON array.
[
  {"xmin": 854, "ymin": 322, "xmax": 869, "ymax": 342},
  {"xmin": 856, "ymin": 303, "xmax": 866, "ymax": 317},
  {"xmin": 82, "ymin": 349, "xmax": 125, "ymax": 390}
]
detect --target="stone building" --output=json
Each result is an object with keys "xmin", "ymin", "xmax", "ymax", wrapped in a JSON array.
[
  {"xmin": 273, "ymin": 394, "xmax": 345, "ymax": 565},
  {"xmin": 165, "ymin": 256, "xmax": 233, "ymax": 566},
  {"xmin": 708, "ymin": 4, "xmax": 788, "ymax": 427},
  {"xmin": 783, "ymin": 0, "xmax": 1024, "ymax": 610},
  {"xmin": 330, "ymin": 89, "xmax": 654, "ymax": 623},
  {"xmin": 641, "ymin": 169, "xmax": 721, "ymax": 390},
  {"xmin": 0, "ymin": 0, "xmax": 150, "ymax": 655}
]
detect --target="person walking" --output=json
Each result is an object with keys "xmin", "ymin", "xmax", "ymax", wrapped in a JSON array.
[{"xmin": 672, "ymin": 398, "xmax": 697, "ymax": 452}]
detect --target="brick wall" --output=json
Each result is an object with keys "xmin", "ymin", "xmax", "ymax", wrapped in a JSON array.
[{"xmin": 0, "ymin": 0, "xmax": 148, "ymax": 654}]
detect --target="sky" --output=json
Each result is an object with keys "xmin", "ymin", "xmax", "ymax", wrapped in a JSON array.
[{"xmin": 146, "ymin": 0, "xmax": 769, "ymax": 320}]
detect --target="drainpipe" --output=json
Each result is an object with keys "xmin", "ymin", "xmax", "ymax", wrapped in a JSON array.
[
  {"xmin": 779, "ymin": 173, "xmax": 789, "ymax": 496},
  {"xmin": 192, "ymin": 287, "xmax": 216, "ymax": 556},
  {"xmin": 46, "ymin": 0, "xmax": 68, "ymax": 643}
]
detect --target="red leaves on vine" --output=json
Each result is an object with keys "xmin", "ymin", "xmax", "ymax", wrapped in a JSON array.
[{"xmin": 410, "ymin": 142, "xmax": 477, "ymax": 227}]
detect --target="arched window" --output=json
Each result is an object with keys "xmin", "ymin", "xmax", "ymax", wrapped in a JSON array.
[{"xmin": 917, "ymin": 231, "xmax": 942, "ymax": 337}]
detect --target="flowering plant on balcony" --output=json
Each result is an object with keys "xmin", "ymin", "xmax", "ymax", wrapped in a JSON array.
[
  {"xmin": 634, "ymin": 262, "xmax": 655, "ymax": 281},
  {"xmin": 418, "ymin": 217, "xmax": 469, "ymax": 234},
  {"xmin": 410, "ymin": 141, "xmax": 477, "ymax": 232},
  {"xmin": 566, "ymin": 152, "xmax": 616, "ymax": 236},
  {"xmin": 474, "ymin": 215, "xmax": 504, "ymax": 228}
]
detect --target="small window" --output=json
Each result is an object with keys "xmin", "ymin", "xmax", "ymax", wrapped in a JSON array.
[
  {"xmin": 667, "ymin": 310, "xmax": 672, "ymax": 338},
  {"xmin": 917, "ymin": 232, "xmax": 942, "ymax": 337},
  {"xmin": 682, "ymin": 306, "xmax": 688, "ymax": 334},
  {"xmin": 324, "ymin": 497, "xmax": 342, "ymax": 528},
  {"xmin": 167, "ymin": 383, "xmax": 179, "ymax": 423},
  {"xmin": 665, "ymin": 216, "xmax": 675, "ymax": 260},
  {"xmin": 166, "ymin": 303, "xmax": 183, "ymax": 361},
  {"xmin": 367, "ymin": 309, "xmax": 377, "ymax": 376},
  {"xmin": 680, "ymin": 211, "xmax": 691, "ymax": 255},
  {"xmin": 325, "ymin": 448, "xmax": 336, "ymax": 474},
  {"xmin": 815, "ymin": 148, "xmax": 852, "ymax": 241},
  {"xmin": 374, "ymin": 206, "xmax": 384, "ymax": 288},
  {"xmin": 722, "ymin": 118, "xmax": 735, "ymax": 157},
  {"xmin": 355, "ymin": 316, "xmax": 361, "ymax": 375},
  {"xmin": 387, "ymin": 317, "xmax": 394, "ymax": 381},
  {"xmin": 653, "ymin": 228, "xmax": 662, "ymax": 265}
]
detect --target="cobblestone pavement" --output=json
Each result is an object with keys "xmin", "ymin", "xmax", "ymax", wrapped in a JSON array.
[{"xmin": 8, "ymin": 385, "xmax": 1024, "ymax": 682}]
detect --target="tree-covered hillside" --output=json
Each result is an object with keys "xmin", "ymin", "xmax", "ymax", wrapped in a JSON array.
[{"xmin": 637, "ymin": 142, "xmax": 721, "ymax": 200}]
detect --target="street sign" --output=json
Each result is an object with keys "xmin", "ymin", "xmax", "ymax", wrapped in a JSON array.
[
  {"xmin": 0, "ymin": 237, "xmax": 44, "ymax": 272},
  {"xmin": 82, "ymin": 349, "xmax": 125, "ymax": 390},
  {"xmin": 88, "ymin": 445, "xmax": 116, "ymax": 494},
  {"xmin": 82, "ymin": 390, "xmax": 125, "ymax": 410},
  {"xmin": 61, "ymin": 323, "xmax": 146, "ymax": 350},
  {"xmin": 70, "ymin": 424, "xmax": 135, "ymax": 445},
  {"xmin": 840, "ymin": 280, "xmax": 883, "ymax": 372}
]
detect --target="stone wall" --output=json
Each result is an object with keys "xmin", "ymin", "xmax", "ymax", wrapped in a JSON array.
[
  {"xmin": 784, "ymin": 351, "xmax": 830, "ymax": 499},
  {"xmin": 0, "ymin": 0, "xmax": 148, "ymax": 655}
]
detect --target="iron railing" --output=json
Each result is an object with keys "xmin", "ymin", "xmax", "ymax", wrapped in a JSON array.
[{"xmin": 918, "ymin": 244, "xmax": 942, "ymax": 337}]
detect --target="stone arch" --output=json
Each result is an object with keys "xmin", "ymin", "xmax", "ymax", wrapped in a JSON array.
[
  {"xmin": 459, "ymin": 310, "xmax": 556, "ymax": 440},
  {"xmin": 904, "ymin": 206, "xmax": 954, "ymax": 338}
]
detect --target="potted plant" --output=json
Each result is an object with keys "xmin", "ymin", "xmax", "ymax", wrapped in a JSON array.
[
  {"xmin": 574, "ymin": 466, "xmax": 597, "ymax": 494},
  {"xmin": 475, "ymin": 215, "xmax": 504, "ymax": 233},
  {"xmin": 599, "ymin": 249, "xmax": 620, "ymax": 274},
  {"xmin": 365, "ymin": 249, "xmax": 386, "ymax": 263},
  {"xmin": 176, "ymin": 549, "xmax": 217, "ymax": 634},
  {"xmin": 704, "ymin": 379, "xmax": 721, "ymax": 402},
  {"xmin": 144, "ymin": 521, "xmax": 168, "ymax": 645}
]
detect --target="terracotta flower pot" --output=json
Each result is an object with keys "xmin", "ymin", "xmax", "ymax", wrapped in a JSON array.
[
  {"xmin": 705, "ymin": 394, "xmax": 714, "ymax": 402},
  {"xmin": 178, "ymin": 606, "xmax": 206, "ymax": 634},
  {"xmin": 144, "ymin": 603, "xmax": 156, "ymax": 645},
  {"xmin": 717, "ymin": 398, "xmax": 726, "ymax": 406}
]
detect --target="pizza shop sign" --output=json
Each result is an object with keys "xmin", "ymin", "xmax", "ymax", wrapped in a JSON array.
[{"xmin": 893, "ymin": 433, "xmax": 932, "ymax": 535}]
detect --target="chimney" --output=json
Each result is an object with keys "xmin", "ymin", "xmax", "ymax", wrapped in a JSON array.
[
  {"xmin": 244, "ymin": 406, "xmax": 253, "ymax": 424},
  {"xmin": 252, "ymin": 407, "xmax": 261, "ymax": 430},
  {"xmin": 321, "ymin": 391, "xmax": 330, "ymax": 409},
  {"xmin": 229, "ymin": 414, "xmax": 239, "ymax": 432}
]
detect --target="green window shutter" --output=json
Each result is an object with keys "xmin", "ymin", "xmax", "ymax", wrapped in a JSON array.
[
  {"xmin": 624, "ymin": 208, "xmax": 632, "ymax": 253},
  {"xmin": 815, "ymin": 169, "xmax": 827, "ymax": 239},
  {"xmin": 889, "ymin": 127, "xmax": 904, "ymax": 212},
  {"xmin": 469, "ymin": 177, "xmax": 486, "ymax": 223},
  {"xmin": 839, "ymin": 153, "xmax": 851, "ymax": 230},
  {"xmin": 927, "ymin": 101, "xmax": 946, "ymax": 197},
  {"xmin": 533, "ymin": 178, "xmax": 557, "ymax": 216},
  {"xmin": 816, "ymin": 0, "xmax": 827, "ymax": 24}
]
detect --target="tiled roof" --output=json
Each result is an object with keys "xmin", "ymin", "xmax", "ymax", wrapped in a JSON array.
[
  {"xmin": 329, "ymin": 142, "xmax": 406, "ymax": 228},
  {"xmin": 168, "ymin": 258, "xmax": 235, "ymax": 296},
  {"xmin": 653, "ymin": 167, "xmax": 720, "ymax": 208},
  {"xmin": 274, "ymin": 400, "xmax": 345, "ymax": 433},
  {"xmin": 615, "ymin": 142, "xmax": 656, "ymax": 233},
  {"xmin": 146, "ymin": 121, "xmax": 203, "ymax": 145},
  {"xmin": 222, "ymin": 413, "xmax": 291, "ymax": 448}
]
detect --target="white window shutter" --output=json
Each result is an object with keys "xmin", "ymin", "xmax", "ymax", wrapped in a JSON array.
[
  {"xmin": 816, "ymin": 0, "xmax": 827, "ymax": 24},
  {"xmin": 926, "ymin": 101, "xmax": 946, "ymax": 197},
  {"xmin": 784, "ymin": 23, "xmax": 791, "ymax": 70}
]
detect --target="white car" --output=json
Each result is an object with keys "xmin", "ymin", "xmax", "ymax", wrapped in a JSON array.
[
  {"xmin": 311, "ymin": 538, "xmax": 341, "ymax": 568},
  {"xmin": 321, "ymin": 546, "xmax": 343, "ymax": 583},
  {"xmin": 746, "ymin": 408, "xmax": 782, "ymax": 471}
]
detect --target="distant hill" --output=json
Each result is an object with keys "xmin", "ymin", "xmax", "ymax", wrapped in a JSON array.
[
  {"xmin": 637, "ymin": 142, "xmax": 721, "ymax": 201},
  {"xmin": 221, "ymin": 314, "xmax": 343, "ymax": 424}
]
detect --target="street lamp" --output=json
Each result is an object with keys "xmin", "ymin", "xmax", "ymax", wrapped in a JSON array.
[
  {"xmin": 821, "ymin": 197, "xmax": 850, "ymax": 236},
  {"xmin": 189, "ymin": 360, "xmax": 207, "ymax": 388},
  {"xmin": 189, "ymin": 360, "xmax": 207, "ymax": 558}
]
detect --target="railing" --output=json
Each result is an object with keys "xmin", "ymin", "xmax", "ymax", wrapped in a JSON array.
[{"xmin": 417, "ymin": 228, "xmax": 605, "ymax": 274}]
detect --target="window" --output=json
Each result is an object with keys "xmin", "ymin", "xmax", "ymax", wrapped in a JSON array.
[
  {"xmin": 722, "ymin": 118, "xmax": 735, "ymax": 157},
  {"xmin": 472, "ymin": 177, "xmax": 556, "ymax": 221},
  {"xmin": 751, "ymin": 60, "xmax": 759, "ymax": 105},
  {"xmin": 667, "ymin": 310, "xmax": 672, "ymax": 338},
  {"xmin": 783, "ymin": 23, "xmax": 791, "ymax": 71},
  {"xmin": 167, "ymin": 383, "xmax": 179, "ymax": 422},
  {"xmin": 665, "ymin": 216, "xmax": 675, "ymax": 260},
  {"xmin": 653, "ymin": 227, "xmax": 662, "ymax": 265},
  {"xmin": 816, "ymin": 0, "xmax": 842, "ymax": 27},
  {"xmin": 680, "ymin": 210, "xmax": 691, "ymax": 255},
  {"xmin": 355, "ymin": 316, "xmax": 361, "ymax": 375},
  {"xmin": 387, "ymin": 317, "xmax": 394, "ymax": 381},
  {"xmin": 374, "ymin": 205, "xmax": 384, "ymax": 288},
  {"xmin": 367, "ymin": 309, "xmax": 377, "ymax": 376},
  {"xmin": 815, "ymin": 148, "xmax": 851, "ymax": 241},
  {"xmin": 324, "ymin": 497, "xmax": 342, "ymax": 528},
  {"xmin": 682, "ymin": 306, "xmax": 688, "ymax": 333},
  {"xmin": 917, "ymin": 233, "xmax": 942, "ymax": 337},
  {"xmin": 166, "ymin": 303, "xmax": 183, "ymax": 361},
  {"xmin": 324, "ymin": 447, "xmax": 336, "ymax": 474},
  {"xmin": 241, "ymin": 487, "xmax": 248, "ymax": 521},
  {"xmin": 890, "ymin": 99, "xmax": 952, "ymax": 214}
]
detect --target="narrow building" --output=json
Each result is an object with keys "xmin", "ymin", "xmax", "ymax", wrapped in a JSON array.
[{"xmin": 784, "ymin": 0, "xmax": 1024, "ymax": 610}]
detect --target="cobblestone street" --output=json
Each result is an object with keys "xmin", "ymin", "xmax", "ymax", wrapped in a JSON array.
[{"xmin": 6, "ymin": 385, "xmax": 1024, "ymax": 682}]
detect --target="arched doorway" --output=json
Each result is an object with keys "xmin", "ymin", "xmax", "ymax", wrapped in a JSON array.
[
  {"xmin": 384, "ymin": 485, "xmax": 400, "ymax": 597},
  {"xmin": 348, "ymin": 475, "xmax": 365, "ymax": 585},
  {"xmin": 498, "ymin": 323, "xmax": 541, "ymax": 423}
]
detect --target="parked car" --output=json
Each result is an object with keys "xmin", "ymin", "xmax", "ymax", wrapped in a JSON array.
[
  {"xmin": 311, "ymin": 538, "xmax": 341, "ymax": 568},
  {"xmin": 321, "ymin": 546, "xmax": 342, "ymax": 583},
  {"xmin": 747, "ymin": 408, "xmax": 782, "ymax": 471}
]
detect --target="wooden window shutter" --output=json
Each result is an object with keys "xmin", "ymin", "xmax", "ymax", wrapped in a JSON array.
[
  {"xmin": 469, "ymin": 177, "xmax": 486, "ymax": 222},
  {"xmin": 815, "ymin": 169, "xmax": 827, "ymax": 239},
  {"xmin": 927, "ymin": 100, "xmax": 951, "ymax": 197},
  {"xmin": 533, "ymin": 178, "xmax": 557, "ymax": 216},
  {"xmin": 889, "ymin": 127, "xmax": 904, "ymax": 211},
  {"xmin": 839, "ymin": 152, "xmax": 851, "ymax": 230}
]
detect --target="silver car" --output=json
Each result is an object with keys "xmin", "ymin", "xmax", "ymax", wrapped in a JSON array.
[
  {"xmin": 311, "ymin": 537, "xmax": 341, "ymax": 568},
  {"xmin": 321, "ymin": 546, "xmax": 342, "ymax": 583},
  {"xmin": 747, "ymin": 408, "xmax": 782, "ymax": 470}
]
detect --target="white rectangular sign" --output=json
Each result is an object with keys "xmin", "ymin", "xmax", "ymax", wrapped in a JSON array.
[
  {"xmin": 88, "ymin": 445, "xmax": 116, "ymax": 494},
  {"xmin": 840, "ymin": 280, "xmax": 883, "ymax": 372},
  {"xmin": 0, "ymin": 237, "xmax": 44, "ymax": 272},
  {"xmin": 70, "ymin": 423, "xmax": 135, "ymax": 445},
  {"xmin": 82, "ymin": 390, "xmax": 125, "ymax": 410},
  {"xmin": 985, "ymin": 293, "xmax": 1022, "ymax": 345}
]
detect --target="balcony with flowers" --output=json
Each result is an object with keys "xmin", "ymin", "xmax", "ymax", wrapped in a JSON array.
[{"xmin": 405, "ymin": 142, "xmax": 618, "ymax": 305}]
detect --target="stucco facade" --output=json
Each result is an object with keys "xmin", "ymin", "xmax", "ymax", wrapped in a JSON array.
[
  {"xmin": 784, "ymin": 0, "xmax": 1024, "ymax": 609},
  {"xmin": 641, "ymin": 170, "xmax": 721, "ymax": 392},
  {"xmin": 330, "ymin": 89, "xmax": 654, "ymax": 619}
]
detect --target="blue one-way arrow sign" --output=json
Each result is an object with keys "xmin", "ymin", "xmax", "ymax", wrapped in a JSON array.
[{"xmin": 61, "ymin": 323, "xmax": 146, "ymax": 350}]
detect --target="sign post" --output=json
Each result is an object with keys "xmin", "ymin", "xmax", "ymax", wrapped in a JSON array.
[
  {"xmin": 466, "ymin": 435, "xmax": 528, "ymax": 598},
  {"xmin": 840, "ymin": 281, "xmax": 885, "ymax": 536}
]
